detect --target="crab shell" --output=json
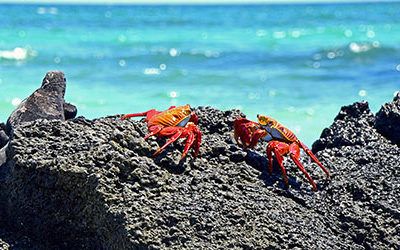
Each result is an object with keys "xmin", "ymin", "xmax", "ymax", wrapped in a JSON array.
[{"xmin": 148, "ymin": 104, "xmax": 198, "ymax": 128}]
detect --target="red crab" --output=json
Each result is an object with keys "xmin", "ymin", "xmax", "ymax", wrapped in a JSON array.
[
  {"xmin": 234, "ymin": 115, "xmax": 330, "ymax": 191},
  {"xmin": 121, "ymin": 104, "xmax": 201, "ymax": 159}
]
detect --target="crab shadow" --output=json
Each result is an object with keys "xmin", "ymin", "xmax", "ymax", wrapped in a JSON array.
[
  {"xmin": 244, "ymin": 150, "xmax": 329, "ymax": 192},
  {"xmin": 153, "ymin": 150, "xmax": 187, "ymax": 175}
]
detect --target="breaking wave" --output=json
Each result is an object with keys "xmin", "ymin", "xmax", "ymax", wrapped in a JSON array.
[{"xmin": 0, "ymin": 47, "xmax": 37, "ymax": 61}]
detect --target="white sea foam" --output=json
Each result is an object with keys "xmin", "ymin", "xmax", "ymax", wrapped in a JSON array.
[
  {"xmin": 11, "ymin": 97, "xmax": 22, "ymax": 107},
  {"xmin": 37, "ymin": 7, "xmax": 58, "ymax": 15},
  {"xmin": 273, "ymin": 31, "xmax": 286, "ymax": 39},
  {"xmin": 143, "ymin": 68, "xmax": 160, "ymax": 75},
  {"xmin": 349, "ymin": 42, "xmax": 371, "ymax": 54},
  {"xmin": 0, "ymin": 47, "xmax": 29, "ymax": 60},
  {"xmin": 204, "ymin": 50, "xmax": 220, "ymax": 58}
]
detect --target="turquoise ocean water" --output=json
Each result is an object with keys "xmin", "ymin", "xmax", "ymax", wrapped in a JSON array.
[{"xmin": 0, "ymin": 3, "xmax": 399, "ymax": 144}]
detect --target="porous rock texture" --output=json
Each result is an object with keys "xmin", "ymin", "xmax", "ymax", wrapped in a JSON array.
[
  {"xmin": 0, "ymin": 123, "xmax": 7, "ymax": 169},
  {"xmin": 0, "ymin": 123, "xmax": 7, "ymax": 149},
  {"xmin": 375, "ymin": 92, "xmax": 400, "ymax": 145},
  {"xmin": 6, "ymin": 71, "xmax": 77, "ymax": 134},
  {"xmin": 0, "ymin": 99, "xmax": 399, "ymax": 249},
  {"xmin": 312, "ymin": 99, "xmax": 400, "ymax": 249}
]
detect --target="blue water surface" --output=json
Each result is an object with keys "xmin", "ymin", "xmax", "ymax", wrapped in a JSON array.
[{"xmin": 0, "ymin": 3, "xmax": 399, "ymax": 144}]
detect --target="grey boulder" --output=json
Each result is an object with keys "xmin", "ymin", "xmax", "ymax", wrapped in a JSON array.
[{"xmin": 6, "ymin": 71, "xmax": 77, "ymax": 134}]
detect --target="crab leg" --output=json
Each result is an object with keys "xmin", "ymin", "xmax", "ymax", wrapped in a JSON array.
[
  {"xmin": 153, "ymin": 128, "xmax": 183, "ymax": 156},
  {"xmin": 266, "ymin": 143, "xmax": 274, "ymax": 174},
  {"xmin": 121, "ymin": 109, "xmax": 159, "ymax": 120},
  {"xmin": 144, "ymin": 125, "xmax": 163, "ymax": 140},
  {"xmin": 267, "ymin": 142, "xmax": 289, "ymax": 186},
  {"xmin": 297, "ymin": 140, "xmax": 330, "ymax": 177},
  {"xmin": 249, "ymin": 129, "xmax": 268, "ymax": 148},
  {"xmin": 234, "ymin": 118, "xmax": 252, "ymax": 147},
  {"xmin": 181, "ymin": 132, "xmax": 195, "ymax": 160},
  {"xmin": 289, "ymin": 154, "xmax": 317, "ymax": 191},
  {"xmin": 194, "ymin": 130, "xmax": 201, "ymax": 157},
  {"xmin": 288, "ymin": 143, "xmax": 318, "ymax": 191}
]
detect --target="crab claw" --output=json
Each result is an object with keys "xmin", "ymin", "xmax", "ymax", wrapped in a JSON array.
[
  {"xmin": 189, "ymin": 111, "xmax": 199, "ymax": 125},
  {"xmin": 153, "ymin": 122, "xmax": 201, "ymax": 160},
  {"xmin": 234, "ymin": 117, "xmax": 268, "ymax": 149}
]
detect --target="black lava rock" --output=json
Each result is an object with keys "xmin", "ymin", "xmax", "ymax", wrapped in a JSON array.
[
  {"xmin": 375, "ymin": 92, "xmax": 400, "ymax": 145},
  {"xmin": 0, "ymin": 100, "xmax": 399, "ymax": 249},
  {"xmin": 0, "ymin": 123, "xmax": 7, "ymax": 148},
  {"xmin": 312, "ymin": 101, "xmax": 377, "ymax": 151},
  {"xmin": 0, "ymin": 131, "xmax": 7, "ymax": 150},
  {"xmin": 64, "ymin": 102, "xmax": 78, "ymax": 120},
  {"xmin": 0, "ymin": 123, "xmax": 8, "ymax": 167},
  {"xmin": 311, "ymin": 100, "xmax": 400, "ymax": 250},
  {"xmin": 6, "ymin": 71, "xmax": 77, "ymax": 134}
]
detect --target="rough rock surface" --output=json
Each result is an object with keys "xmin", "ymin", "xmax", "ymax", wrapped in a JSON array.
[
  {"xmin": 0, "ymin": 123, "xmax": 7, "ymax": 148},
  {"xmin": 0, "ymin": 123, "xmax": 8, "ymax": 168},
  {"xmin": 6, "ymin": 71, "xmax": 77, "ymax": 134},
  {"xmin": 0, "ymin": 101, "xmax": 399, "ymax": 249},
  {"xmin": 0, "ymin": 225, "xmax": 38, "ymax": 250},
  {"xmin": 312, "ymin": 101, "xmax": 400, "ymax": 249},
  {"xmin": 0, "ymin": 123, "xmax": 7, "ymax": 167},
  {"xmin": 63, "ymin": 102, "xmax": 78, "ymax": 120},
  {"xmin": 375, "ymin": 92, "xmax": 400, "ymax": 145}
]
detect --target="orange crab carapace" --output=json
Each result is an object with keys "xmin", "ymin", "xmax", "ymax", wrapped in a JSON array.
[{"xmin": 121, "ymin": 104, "xmax": 201, "ymax": 159}]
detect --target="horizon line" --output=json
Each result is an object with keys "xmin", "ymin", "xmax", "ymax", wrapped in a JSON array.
[{"xmin": 1, "ymin": 0, "xmax": 400, "ymax": 5}]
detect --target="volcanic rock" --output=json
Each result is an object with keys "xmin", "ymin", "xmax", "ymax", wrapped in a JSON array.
[
  {"xmin": 0, "ymin": 100, "xmax": 399, "ymax": 249},
  {"xmin": 6, "ymin": 71, "xmax": 77, "ymax": 134},
  {"xmin": 64, "ymin": 102, "xmax": 78, "ymax": 120},
  {"xmin": 0, "ymin": 123, "xmax": 7, "ymax": 167},
  {"xmin": 312, "ymin": 101, "xmax": 400, "ymax": 249},
  {"xmin": 0, "ymin": 123, "xmax": 8, "ymax": 149},
  {"xmin": 375, "ymin": 92, "xmax": 400, "ymax": 145},
  {"xmin": 0, "ymin": 131, "xmax": 8, "ymax": 149}
]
